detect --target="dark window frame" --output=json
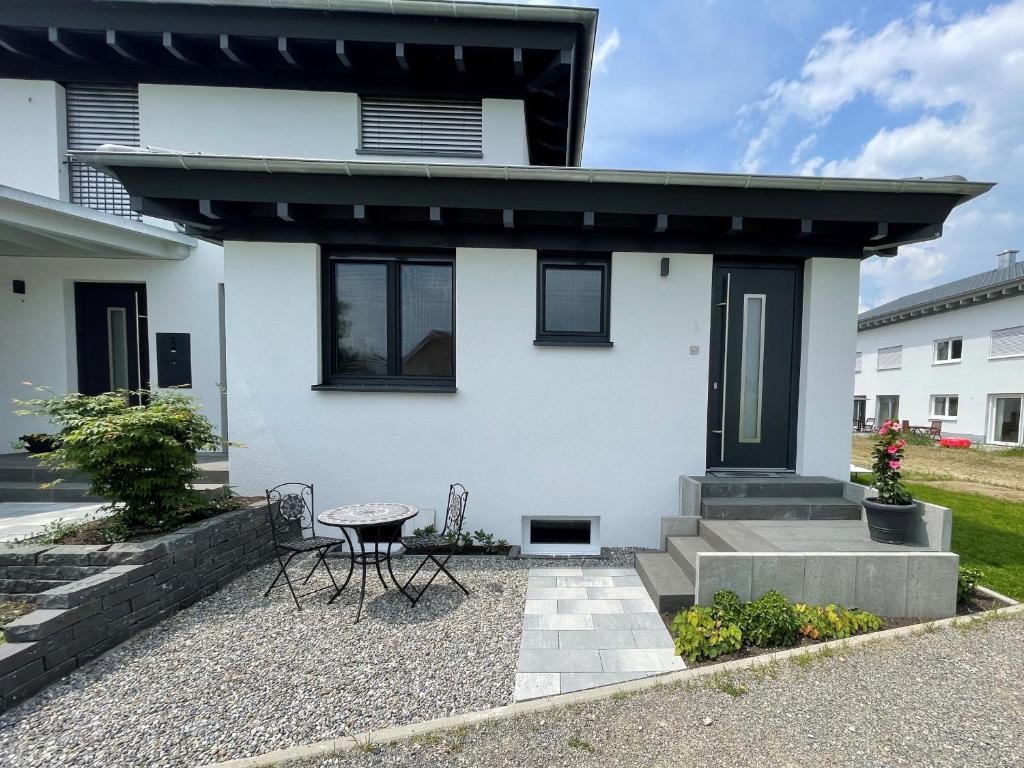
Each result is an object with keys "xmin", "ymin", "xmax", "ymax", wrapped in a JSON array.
[
  {"xmin": 535, "ymin": 252, "xmax": 612, "ymax": 346},
  {"xmin": 317, "ymin": 249, "xmax": 456, "ymax": 392}
]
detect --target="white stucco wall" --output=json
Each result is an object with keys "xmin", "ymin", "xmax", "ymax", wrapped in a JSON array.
[
  {"xmin": 0, "ymin": 79, "xmax": 68, "ymax": 200},
  {"xmin": 139, "ymin": 84, "xmax": 529, "ymax": 164},
  {"xmin": 795, "ymin": 257, "xmax": 861, "ymax": 478},
  {"xmin": 224, "ymin": 243, "xmax": 712, "ymax": 548},
  {"xmin": 856, "ymin": 294, "xmax": 1024, "ymax": 443},
  {"xmin": 0, "ymin": 242, "xmax": 225, "ymax": 446}
]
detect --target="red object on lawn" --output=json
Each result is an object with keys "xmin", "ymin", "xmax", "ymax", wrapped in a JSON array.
[{"xmin": 939, "ymin": 437, "xmax": 972, "ymax": 448}]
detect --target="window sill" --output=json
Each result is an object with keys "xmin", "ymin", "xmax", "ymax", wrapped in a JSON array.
[
  {"xmin": 533, "ymin": 340, "xmax": 613, "ymax": 348},
  {"xmin": 932, "ymin": 360, "xmax": 962, "ymax": 366},
  {"xmin": 312, "ymin": 383, "xmax": 457, "ymax": 393},
  {"xmin": 989, "ymin": 353, "xmax": 1024, "ymax": 361},
  {"xmin": 929, "ymin": 416, "xmax": 958, "ymax": 422}
]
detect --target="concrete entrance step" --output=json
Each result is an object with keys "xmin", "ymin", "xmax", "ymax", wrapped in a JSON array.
[
  {"xmin": 635, "ymin": 552, "xmax": 694, "ymax": 613},
  {"xmin": 0, "ymin": 482, "xmax": 103, "ymax": 503},
  {"xmin": 695, "ymin": 475, "xmax": 845, "ymax": 499},
  {"xmin": 700, "ymin": 496, "xmax": 861, "ymax": 521},
  {"xmin": 0, "ymin": 453, "xmax": 229, "ymax": 487},
  {"xmin": 666, "ymin": 535, "xmax": 719, "ymax": 581}
]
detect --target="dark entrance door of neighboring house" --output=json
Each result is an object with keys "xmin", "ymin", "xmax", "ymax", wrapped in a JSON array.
[
  {"xmin": 74, "ymin": 282, "xmax": 149, "ymax": 402},
  {"xmin": 707, "ymin": 262, "xmax": 802, "ymax": 471}
]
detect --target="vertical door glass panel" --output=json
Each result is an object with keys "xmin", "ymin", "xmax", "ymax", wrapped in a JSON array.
[
  {"xmin": 543, "ymin": 266, "xmax": 603, "ymax": 333},
  {"xmin": 400, "ymin": 263, "xmax": 454, "ymax": 376},
  {"xmin": 335, "ymin": 262, "xmax": 388, "ymax": 374},
  {"xmin": 107, "ymin": 307, "xmax": 129, "ymax": 390},
  {"xmin": 994, "ymin": 397, "xmax": 1022, "ymax": 443},
  {"xmin": 738, "ymin": 295, "xmax": 765, "ymax": 443}
]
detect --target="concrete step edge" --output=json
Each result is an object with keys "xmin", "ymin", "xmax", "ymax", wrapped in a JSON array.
[{"xmin": 635, "ymin": 552, "xmax": 694, "ymax": 614}]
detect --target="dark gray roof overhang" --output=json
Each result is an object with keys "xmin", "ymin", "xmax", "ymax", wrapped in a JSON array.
[
  {"xmin": 0, "ymin": 0, "xmax": 596, "ymax": 167},
  {"xmin": 73, "ymin": 151, "xmax": 994, "ymax": 258}
]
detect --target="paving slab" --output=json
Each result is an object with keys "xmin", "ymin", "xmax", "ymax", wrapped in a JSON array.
[{"xmin": 514, "ymin": 567, "xmax": 684, "ymax": 701}]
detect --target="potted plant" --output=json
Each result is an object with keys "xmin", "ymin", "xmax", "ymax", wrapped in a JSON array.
[
  {"xmin": 17, "ymin": 433, "xmax": 60, "ymax": 454},
  {"xmin": 863, "ymin": 419, "xmax": 916, "ymax": 544}
]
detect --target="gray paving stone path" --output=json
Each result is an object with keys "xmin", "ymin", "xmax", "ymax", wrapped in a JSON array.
[{"xmin": 514, "ymin": 567, "xmax": 684, "ymax": 700}]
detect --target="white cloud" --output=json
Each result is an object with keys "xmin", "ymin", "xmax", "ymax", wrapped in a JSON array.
[
  {"xmin": 593, "ymin": 28, "xmax": 621, "ymax": 74},
  {"xmin": 859, "ymin": 245, "xmax": 949, "ymax": 311},
  {"xmin": 789, "ymin": 132, "xmax": 817, "ymax": 166}
]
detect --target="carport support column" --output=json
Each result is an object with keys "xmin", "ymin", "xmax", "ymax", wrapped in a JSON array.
[{"xmin": 795, "ymin": 257, "xmax": 860, "ymax": 479}]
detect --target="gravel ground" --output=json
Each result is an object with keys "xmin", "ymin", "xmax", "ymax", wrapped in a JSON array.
[
  {"xmin": 0, "ymin": 550, "xmax": 639, "ymax": 768},
  {"xmin": 298, "ymin": 612, "xmax": 1024, "ymax": 768}
]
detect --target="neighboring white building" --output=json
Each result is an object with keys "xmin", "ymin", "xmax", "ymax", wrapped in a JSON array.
[
  {"xmin": 1, "ymin": 0, "xmax": 992, "ymax": 551},
  {"xmin": 855, "ymin": 251, "xmax": 1024, "ymax": 446}
]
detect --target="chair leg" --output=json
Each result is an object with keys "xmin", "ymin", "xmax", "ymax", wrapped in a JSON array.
[
  {"xmin": 264, "ymin": 550, "xmax": 297, "ymax": 597},
  {"xmin": 408, "ymin": 552, "xmax": 469, "ymax": 607},
  {"xmin": 301, "ymin": 550, "xmax": 323, "ymax": 584},
  {"xmin": 267, "ymin": 550, "xmax": 303, "ymax": 610}
]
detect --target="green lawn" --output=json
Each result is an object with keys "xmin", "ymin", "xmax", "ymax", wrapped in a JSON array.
[
  {"xmin": 854, "ymin": 473, "xmax": 1024, "ymax": 601},
  {"xmin": 903, "ymin": 482, "xmax": 1024, "ymax": 602}
]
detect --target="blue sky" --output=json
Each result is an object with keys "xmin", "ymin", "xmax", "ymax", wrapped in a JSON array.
[{"xmin": 526, "ymin": 0, "xmax": 1024, "ymax": 311}]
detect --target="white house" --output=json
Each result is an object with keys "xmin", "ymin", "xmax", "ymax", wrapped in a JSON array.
[
  {"xmin": 1, "ymin": 0, "xmax": 992, "ymax": 553},
  {"xmin": 855, "ymin": 250, "xmax": 1024, "ymax": 446}
]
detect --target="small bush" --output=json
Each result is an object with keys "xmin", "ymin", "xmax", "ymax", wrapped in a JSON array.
[
  {"xmin": 957, "ymin": 566, "xmax": 985, "ymax": 604},
  {"xmin": 903, "ymin": 431, "xmax": 934, "ymax": 447},
  {"xmin": 794, "ymin": 603, "xmax": 882, "ymax": 641},
  {"xmin": 711, "ymin": 589, "xmax": 743, "ymax": 624},
  {"xmin": 412, "ymin": 524, "xmax": 437, "ymax": 537},
  {"xmin": 16, "ymin": 388, "xmax": 220, "ymax": 530},
  {"xmin": 740, "ymin": 590, "xmax": 801, "ymax": 648},
  {"xmin": 670, "ymin": 605, "xmax": 742, "ymax": 662}
]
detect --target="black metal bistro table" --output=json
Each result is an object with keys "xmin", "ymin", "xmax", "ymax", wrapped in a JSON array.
[{"xmin": 317, "ymin": 503, "xmax": 418, "ymax": 623}]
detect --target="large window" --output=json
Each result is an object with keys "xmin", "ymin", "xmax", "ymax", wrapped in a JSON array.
[
  {"xmin": 931, "ymin": 394, "xmax": 959, "ymax": 419},
  {"xmin": 990, "ymin": 395, "xmax": 1023, "ymax": 445},
  {"xmin": 877, "ymin": 395, "xmax": 900, "ymax": 422},
  {"xmin": 934, "ymin": 337, "xmax": 962, "ymax": 364},
  {"xmin": 321, "ymin": 252, "xmax": 454, "ymax": 390},
  {"xmin": 535, "ymin": 253, "xmax": 611, "ymax": 345}
]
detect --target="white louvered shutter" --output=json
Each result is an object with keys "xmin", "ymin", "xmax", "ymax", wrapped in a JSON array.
[
  {"xmin": 66, "ymin": 83, "xmax": 140, "ymax": 218},
  {"xmin": 877, "ymin": 346, "xmax": 902, "ymax": 370},
  {"xmin": 991, "ymin": 325, "xmax": 1024, "ymax": 358},
  {"xmin": 359, "ymin": 97, "xmax": 483, "ymax": 157}
]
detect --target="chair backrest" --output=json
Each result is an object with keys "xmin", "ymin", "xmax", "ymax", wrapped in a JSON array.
[
  {"xmin": 265, "ymin": 482, "xmax": 314, "ymax": 542},
  {"xmin": 864, "ymin": 417, "xmax": 875, "ymax": 430},
  {"xmin": 440, "ymin": 483, "xmax": 469, "ymax": 537},
  {"xmin": 929, "ymin": 420, "xmax": 943, "ymax": 435}
]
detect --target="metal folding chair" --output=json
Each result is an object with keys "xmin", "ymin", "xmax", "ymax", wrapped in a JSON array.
[
  {"xmin": 401, "ymin": 483, "xmax": 470, "ymax": 606},
  {"xmin": 264, "ymin": 483, "xmax": 349, "ymax": 609}
]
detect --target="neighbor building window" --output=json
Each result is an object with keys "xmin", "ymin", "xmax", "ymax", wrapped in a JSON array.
[
  {"xmin": 877, "ymin": 395, "xmax": 899, "ymax": 422},
  {"xmin": 66, "ymin": 83, "xmax": 140, "ymax": 219},
  {"xmin": 931, "ymin": 395, "xmax": 959, "ymax": 419},
  {"xmin": 933, "ymin": 337, "xmax": 962, "ymax": 364},
  {"xmin": 990, "ymin": 395, "xmax": 1023, "ymax": 445},
  {"xmin": 855, "ymin": 352, "xmax": 862, "ymax": 373},
  {"xmin": 990, "ymin": 325, "xmax": 1024, "ymax": 359},
  {"xmin": 877, "ymin": 345, "xmax": 902, "ymax": 371},
  {"xmin": 535, "ymin": 253, "xmax": 611, "ymax": 345},
  {"xmin": 359, "ymin": 97, "xmax": 483, "ymax": 157},
  {"xmin": 321, "ymin": 251, "xmax": 454, "ymax": 389}
]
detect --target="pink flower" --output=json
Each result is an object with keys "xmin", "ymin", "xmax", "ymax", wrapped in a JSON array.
[
  {"xmin": 897, "ymin": 439, "xmax": 907, "ymax": 449},
  {"xmin": 886, "ymin": 444, "xmax": 900, "ymax": 454},
  {"xmin": 888, "ymin": 460, "xmax": 901, "ymax": 470},
  {"xmin": 879, "ymin": 424, "xmax": 889, "ymax": 435}
]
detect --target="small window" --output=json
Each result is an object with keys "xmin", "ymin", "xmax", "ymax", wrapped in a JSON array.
[
  {"xmin": 359, "ymin": 97, "xmax": 483, "ymax": 158},
  {"xmin": 522, "ymin": 517, "xmax": 600, "ymax": 555},
  {"xmin": 931, "ymin": 395, "xmax": 959, "ymax": 419},
  {"xmin": 934, "ymin": 337, "xmax": 963, "ymax": 364},
  {"xmin": 877, "ymin": 345, "xmax": 902, "ymax": 371},
  {"xmin": 855, "ymin": 352, "xmax": 862, "ymax": 373},
  {"xmin": 535, "ymin": 253, "xmax": 611, "ymax": 345},
  {"xmin": 990, "ymin": 325, "xmax": 1024, "ymax": 359},
  {"xmin": 320, "ymin": 251, "xmax": 454, "ymax": 390}
]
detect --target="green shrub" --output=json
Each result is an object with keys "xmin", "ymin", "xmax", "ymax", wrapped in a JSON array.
[
  {"xmin": 740, "ymin": 590, "xmax": 801, "ymax": 648},
  {"xmin": 670, "ymin": 605, "xmax": 742, "ymax": 662},
  {"xmin": 957, "ymin": 566, "xmax": 985, "ymax": 604},
  {"xmin": 16, "ymin": 388, "xmax": 219, "ymax": 529},
  {"xmin": 412, "ymin": 524, "xmax": 437, "ymax": 537},
  {"xmin": 711, "ymin": 589, "xmax": 743, "ymax": 624},
  {"xmin": 794, "ymin": 603, "xmax": 882, "ymax": 640}
]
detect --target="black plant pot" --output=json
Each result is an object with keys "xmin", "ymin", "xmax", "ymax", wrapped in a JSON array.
[
  {"xmin": 19, "ymin": 434, "xmax": 58, "ymax": 454},
  {"xmin": 863, "ymin": 497, "xmax": 917, "ymax": 545}
]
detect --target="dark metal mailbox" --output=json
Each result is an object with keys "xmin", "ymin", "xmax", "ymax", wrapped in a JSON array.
[{"xmin": 156, "ymin": 332, "xmax": 192, "ymax": 388}]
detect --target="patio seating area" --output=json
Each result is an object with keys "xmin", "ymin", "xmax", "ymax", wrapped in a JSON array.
[{"xmin": 0, "ymin": 550, "xmax": 640, "ymax": 768}]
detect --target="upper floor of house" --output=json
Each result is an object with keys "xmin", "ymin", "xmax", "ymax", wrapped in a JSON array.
[
  {"xmin": 0, "ymin": 0, "xmax": 597, "ymax": 217},
  {"xmin": 855, "ymin": 251, "xmax": 1024, "ymax": 379}
]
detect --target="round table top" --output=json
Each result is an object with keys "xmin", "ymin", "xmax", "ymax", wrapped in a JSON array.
[{"xmin": 318, "ymin": 503, "xmax": 419, "ymax": 528}]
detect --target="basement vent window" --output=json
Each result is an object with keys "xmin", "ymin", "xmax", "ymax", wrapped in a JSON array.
[
  {"xmin": 522, "ymin": 517, "xmax": 600, "ymax": 556},
  {"xmin": 66, "ymin": 83, "xmax": 140, "ymax": 219},
  {"xmin": 990, "ymin": 325, "xmax": 1024, "ymax": 359},
  {"xmin": 358, "ymin": 97, "xmax": 483, "ymax": 158}
]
